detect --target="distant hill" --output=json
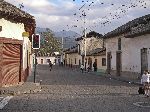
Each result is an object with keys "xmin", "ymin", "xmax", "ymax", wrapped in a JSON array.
[
  {"xmin": 36, "ymin": 27, "xmax": 81, "ymax": 48},
  {"xmin": 54, "ymin": 30, "xmax": 80, "ymax": 48},
  {"xmin": 54, "ymin": 30, "xmax": 80, "ymax": 38},
  {"xmin": 35, "ymin": 27, "xmax": 47, "ymax": 33}
]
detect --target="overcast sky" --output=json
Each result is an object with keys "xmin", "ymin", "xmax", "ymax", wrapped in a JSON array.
[{"xmin": 5, "ymin": 0, "xmax": 150, "ymax": 35}]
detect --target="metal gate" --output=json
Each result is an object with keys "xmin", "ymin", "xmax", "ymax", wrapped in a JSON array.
[{"xmin": 141, "ymin": 48, "xmax": 148, "ymax": 75}]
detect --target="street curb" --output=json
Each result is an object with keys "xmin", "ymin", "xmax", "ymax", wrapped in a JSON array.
[{"xmin": 0, "ymin": 82, "xmax": 42, "ymax": 95}]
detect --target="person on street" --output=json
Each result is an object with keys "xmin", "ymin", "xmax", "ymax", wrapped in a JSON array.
[
  {"xmin": 49, "ymin": 61, "xmax": 53, "ymax": 71},
  {"xmin": 87, "ymin": 64, "xmax": 90, "ymax": 73},
  {"xmin": 141, "ymin": 70, "xmax": 150, "ymax": 97},
  {"xmin": 80, "ymin": 64, "xmax": 84, "ymax": 73},
  {"xmin": 93, "ymin": 62, "xmax": 97, "ymax": 72}
]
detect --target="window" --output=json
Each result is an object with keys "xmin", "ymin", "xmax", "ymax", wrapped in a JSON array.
[
  {"xmin": 78, "ymin": 44, "xmax": 80, "ymax": 54},
  {"xmin": 118, "ymin": 38, "xmax": 121, "ymax": 50},
  {"xmin": 102, "ymin": 58, "xmax": 106, "ymax": 66}
]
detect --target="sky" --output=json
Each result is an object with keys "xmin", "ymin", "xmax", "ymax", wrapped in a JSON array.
[{"xmin": 5, "ymin": 0, "xmax": 150, "ymax": 35}]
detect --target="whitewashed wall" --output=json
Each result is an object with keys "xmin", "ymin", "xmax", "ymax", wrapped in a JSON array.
[
  {"xmin": 106, "ymin": 34, "xmax": 150, "ymax": 73},
  {"xmin": 78, "ymin": 37, "xmax": 103, "ymax": 55},
  {"xmin": 86, "ymin": 55, "xmax": 106, "ymax": 71},
  {"xmin": 22, "ymin": 37, "xmax": 31, "ymax": 70},
  {"xmin": 67, "ymin": 53, "xmax": 82, "ymax": 65},
  {"xmin": 36, "ymin": 56, "xmax": 56, "ymax": 65},
  {"xmin": 0, "ymin": 18, "xmax": 25, "ymax": 40},
  {"xmin": 0, "ymin": 18, "xmax": 31, "ymax": 71}
]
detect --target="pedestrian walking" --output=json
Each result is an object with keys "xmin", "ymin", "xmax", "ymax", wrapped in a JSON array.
[
  {"xmin": 80, "ymin": 64, "xmax": 84, "ymax": 73},
  {"xmin": 49, "ymin": 61, "xmax": 53, "ymax": 71},
  {"xmin": 141, "ymin": 70, "xmax": 150, "ymax": 97},
  {"xmin": 93, "ymin": 62, "xmax": 97, "ymax": 72},
  {"xmin": 87, "ymin": 64, "xmax": 90, "ymax": 72}
]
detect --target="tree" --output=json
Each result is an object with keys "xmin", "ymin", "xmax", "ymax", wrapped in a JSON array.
[
  {"xmin": 86, "ymin": 31, "xmax": 103, "ymax": 38},
  {"xmin": 38, "ymin": 28, "xmax": 61, "ymax": 56}
]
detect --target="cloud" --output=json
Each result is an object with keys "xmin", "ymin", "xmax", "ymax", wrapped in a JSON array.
[{"xmin": 4, "ymin": 0, "xmax": 150, "ymax": 35}]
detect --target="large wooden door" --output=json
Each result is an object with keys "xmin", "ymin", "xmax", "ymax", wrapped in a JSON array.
[
  {"xmin": 141, "ymin": 48, "xmax": 148, "ymax": 75},
  {"xmin": 116, "ymin": 51, "xmax": 122, "ymax": 76},
  {"xmin": 2, "ymin": 44, "xmax": 22, "ymax": 86},
  {"xmin": 107, "ymin": 52, "xmax": 111, "ymax": 74}
]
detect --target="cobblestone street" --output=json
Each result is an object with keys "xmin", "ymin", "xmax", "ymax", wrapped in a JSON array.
[{"xmin": 1, "ymin": 65, "xmax": 150, "ymax": 112}]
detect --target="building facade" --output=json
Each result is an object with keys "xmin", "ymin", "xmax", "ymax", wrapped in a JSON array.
[
  {"xmin": 105, "ymin": 14, "xmax": 150, "ymax": 79},
  {"xmin": 0, "ymin": 1, "xmax": 35, "ymax": 86}
]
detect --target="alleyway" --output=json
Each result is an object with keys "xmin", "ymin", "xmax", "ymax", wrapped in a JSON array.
[{"xmin": 1, "ymin": 65, "xmax": 150, "ymax": 112}]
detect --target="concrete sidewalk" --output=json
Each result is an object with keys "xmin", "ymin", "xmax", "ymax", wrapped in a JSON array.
[
  {"xmin": 0, "ymin": 68, "xmax": 41, "ymax": 95},
  {"xmin": 79, "ymin": 69, "xmax": 141, "ymax": 85},
  {"xmin": 90, "ymin": 71, "xmax": 141, "ymax": 85}
]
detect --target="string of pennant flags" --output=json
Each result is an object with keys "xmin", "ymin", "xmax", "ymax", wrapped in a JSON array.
[
  {"xmin": 10, "ymin": 0, "xmax": 149, "ymax": 35},
  {"xmin": 66, "ymin": 0, "xmax": 149, "ymax": 34}
]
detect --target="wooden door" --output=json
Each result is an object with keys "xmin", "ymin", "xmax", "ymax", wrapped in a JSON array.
[
  {"xmin": 141, "ymin": 48, "xmax": 148, "ymax": 75},
  {"xmin": 116, "ymin": 51, "xmax": 122, "ymax": 76},
  {"xmin": 41, "ymin": 59, "xmax": 43, "ymax": 64},
  {"xmin": 107, "ymin": 52, "xmax": 111, "ymax": 74},
  {"xmin": 95, "ymin": 59, "xmax": 97, "ymax": 64},
  {"xmin": 88, "ymin": 57, "xmax": 92, "ymax": 69},
  {"xmin": 2, "ymin": 44, "xmax": 22, "ymax": 86},
  {"xmin": 79, "ymin": 59, "xmax": 81, "ymax": 66}
]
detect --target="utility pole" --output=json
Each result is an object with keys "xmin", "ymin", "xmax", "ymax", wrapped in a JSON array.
[
  {"xmin": 61, "ymin": 30, "xmax": 64, "ymax": 66},
  {"xmin": 34, "ymin": 50, "xmax": 37, "ymax": 83},
  {"xmin": 83, "ymin": 12, "xmax": 87, "ymax": 70},
  {"xmin": 84, "ymin": 12, "xmax": 86, "ymax": 57}
]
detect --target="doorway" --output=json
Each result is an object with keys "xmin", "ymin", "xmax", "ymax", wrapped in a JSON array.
[
  {"xmin": 107, "ymin": 52, "xmax": 111, "ymax": 74},
  {"xmin": 116, "ymin": 51, "xmax": 122, "ymax": 76},
  {"xmin": 141, "ymin": 48, "xmax": 148, "ymax": 75}
]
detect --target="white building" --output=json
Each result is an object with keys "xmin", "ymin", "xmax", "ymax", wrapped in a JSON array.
[
  {"xmin": 37, "ymin": 56, "xmax": 56, "ymax": 65},
  {"xmin": 105, "ymin": 14, "xmax": 150, "ymax": 79},
  {"xmin": 36, "ymin": 53, "xmax": 60, "ymax": 65},
  {"xmin": 0, "ymin": 1, "xmax": 35, "ymax": 86}
]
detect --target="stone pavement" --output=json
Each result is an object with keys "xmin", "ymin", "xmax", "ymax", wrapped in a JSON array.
[
  {"xmin": 1, "ymin": 64, "xmax": 150, "ymax": 112},
  {"xmin": 89, "ymin": 71, "xmax": 141, "ymax": 85},
  {"xmin": 71, "ymin": 66, "xmax": 141, "ymax": 85},
  {"xmin": 0, "ymin": 65, "xmax": 141, "ymax": 96}
]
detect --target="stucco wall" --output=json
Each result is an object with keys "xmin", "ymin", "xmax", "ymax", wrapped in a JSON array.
[
  {"xmin": 36, "ymin": 57, "xmax": 56, "ymax": 65},
  {"xmin": 0, "ymin": 18, "xmax": 25, "ymax": 40},
  {"xmin": 78, "ymin": 37, "xmax": 103, "ymax": 55},
  {"xmin": 106, "ymin": 34, "xmax": 150, "ymax": 73},
  {"xmin": 66, "ymin": 53, "xmax": 82, "ymax": 65},
  {"xmin": 0, "ymin": 18, "xmax": 31, "ymax": 72},
  {"xmin": 86, "ymin": 55, "xmax": 106, "ymax": 71}
]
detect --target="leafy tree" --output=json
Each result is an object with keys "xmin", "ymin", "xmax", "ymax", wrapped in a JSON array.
[
  {"xmin": 38, "ymin": 28, "xmax": 61, "ymax": 55},
  {"xmin": 86, "ymin": 31, "xmax": 103, "ymax": 38}
]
